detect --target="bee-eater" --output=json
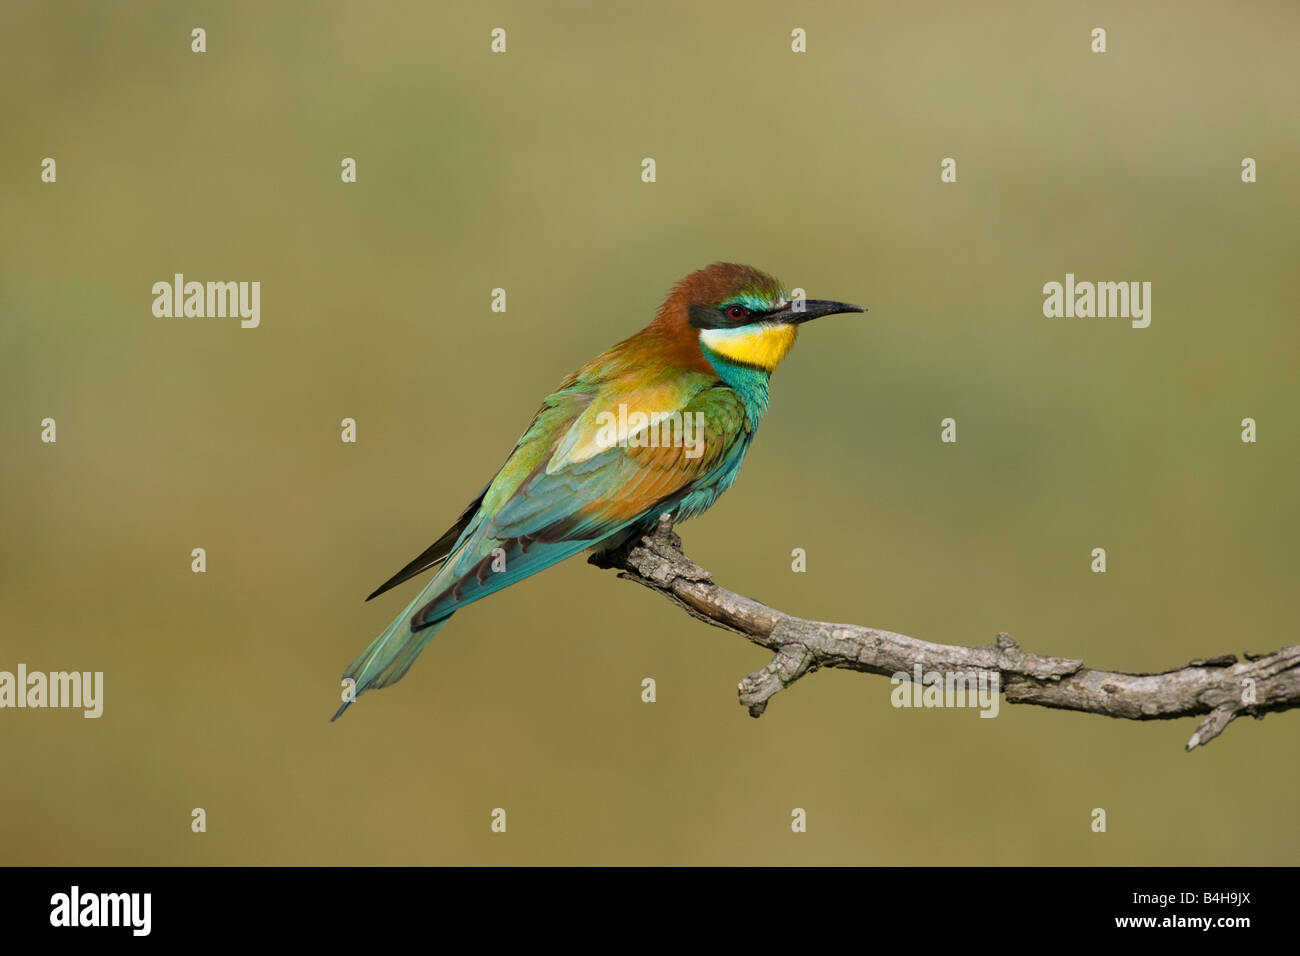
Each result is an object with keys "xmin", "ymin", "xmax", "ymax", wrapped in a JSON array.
[{"xmin": 333, "ymin": 262, "xmax": 864, "ymax": 719}]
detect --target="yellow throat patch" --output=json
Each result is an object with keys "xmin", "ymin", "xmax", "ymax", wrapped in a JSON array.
[{"xmin": 701, "ymin": 323, "xmax": 798, "ymax": 371}]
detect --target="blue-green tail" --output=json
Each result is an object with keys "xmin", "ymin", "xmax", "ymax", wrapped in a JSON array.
[{"xmin": 331, "ymin": 588, "xmax": 453, "ymax": 721}]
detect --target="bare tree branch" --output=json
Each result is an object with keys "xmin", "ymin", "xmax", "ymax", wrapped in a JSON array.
[{"xmin": 590, "ymin": 514, "xmax": 1300, "ymax": 750}]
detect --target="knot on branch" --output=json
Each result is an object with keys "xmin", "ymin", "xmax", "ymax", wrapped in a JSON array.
[
  {"xmin": 988, "ymin": 632, "xmax": 1083, "ymax": 682},
  {"xmin": 1184, "ymin": 644, "xmax": 1300, "ymax": 750},
  {"xmin": 739, "ymin": 637, "xmax": 813, "ymax": 718},
  {"xmin": 589, "ymin": 513, "xmax": 711, "ymax": 588}
]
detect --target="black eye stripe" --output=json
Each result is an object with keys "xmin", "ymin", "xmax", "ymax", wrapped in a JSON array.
[
  {"xmin": 688, "ymin": 303, "xmax": 768, "ymax": 329},
  {"xmin": 688, "ymin": 304, "xmax": 726, "ymax": 329}
]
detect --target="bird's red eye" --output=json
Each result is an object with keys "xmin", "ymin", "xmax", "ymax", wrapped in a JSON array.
[{"xmin": 727, "ymin": 305, "xmax": 747, "ymax": 320}]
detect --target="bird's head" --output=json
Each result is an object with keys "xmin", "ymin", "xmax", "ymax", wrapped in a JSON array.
[{"xmin": 656, "ymin": 262, "xmax": 865, "ymax": 373}]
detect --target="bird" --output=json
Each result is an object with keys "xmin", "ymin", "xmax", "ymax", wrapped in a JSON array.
[{"xmin": 333, "ymin": 262, "xmax": 864, "ymax": 719}]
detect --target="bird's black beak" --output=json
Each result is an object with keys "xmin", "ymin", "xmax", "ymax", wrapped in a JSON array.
[{"xmin": 771, "ymin": 299, "xmax": 867, "ymax": 325}]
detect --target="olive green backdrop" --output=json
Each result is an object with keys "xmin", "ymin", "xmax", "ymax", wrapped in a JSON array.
[{"xmin": 2, "ymin": 0, "xmax": 1297, "ymax": 865}]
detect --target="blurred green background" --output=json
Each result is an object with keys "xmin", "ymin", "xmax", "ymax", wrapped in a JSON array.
[{"xmin": 2, "ymin": 0, "xmax": 1298, "ymax": 865}]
